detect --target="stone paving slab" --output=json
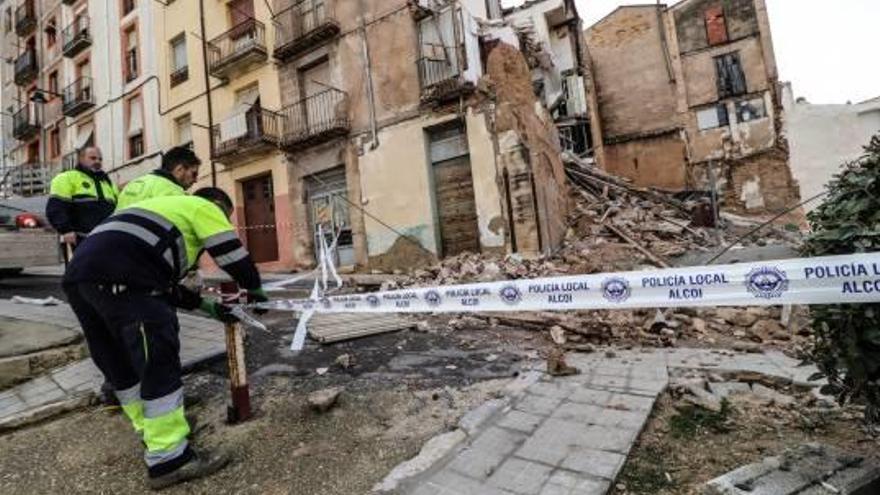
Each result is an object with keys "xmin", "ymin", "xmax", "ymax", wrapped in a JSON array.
[
  {"xmin": 393, "ymin": 348, "xmax": 822, "ymax": 495},
  {"xmin": 0, "ymin": 300, "xmax": 226, "ymax": 429}
]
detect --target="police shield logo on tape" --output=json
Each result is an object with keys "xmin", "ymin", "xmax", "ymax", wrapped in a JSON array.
[
  {"xmin": 499, "ymin": 285, "xmax": 522, "ymax": 306},
  {"xmin": 602, "ymin": 277, "xmax": 631, "ymax": 303},
  {"xmin": 366, "ymin": 294, "xmax": 381, "ymax": 308},
  {"xmin": 424, "ymin": 290, "xmax": 442, "ymax": 307},
  {"xmin": 745, "ymin": 266, "xmax": 789, "ymax": 299}
]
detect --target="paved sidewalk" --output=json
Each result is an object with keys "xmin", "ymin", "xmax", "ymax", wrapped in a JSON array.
[
  {"xmin": 0, "ymin": 299, "xmax": 226, "ymax": 429},
  {"xmin": 391, "ymin": 348, "xmax": 820, "ymax": 495}
]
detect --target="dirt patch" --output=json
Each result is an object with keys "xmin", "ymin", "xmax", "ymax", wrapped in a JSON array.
[
  {"xmin": 368, "ymin": 235, "xmax": 437, "ymax": 274},
  {"xmin": 613, "ymin": 393, "xmax": 878, "ymax": 494}
]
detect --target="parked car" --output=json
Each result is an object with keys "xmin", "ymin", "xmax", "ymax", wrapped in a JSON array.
[{"xmin": 0, "ymin": 196, "xmax": 61, "ymax": 277}]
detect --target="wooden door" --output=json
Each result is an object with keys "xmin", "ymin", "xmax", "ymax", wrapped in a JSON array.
[
  {"xmin": 433, "ymin": 155, "xmax": 479, "ymax": 257},
  {"xmin": 242, "ymin": 174, "xmax": 278, "ymax": 263}
]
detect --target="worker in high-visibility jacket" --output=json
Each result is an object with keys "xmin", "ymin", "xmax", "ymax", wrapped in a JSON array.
[
  {"xmin": 46, "ymin": 146, "xmax": 119, "ymax": 247},
  {"xmin": 117, "ymin": 146, "xmax": 201, "ymax": 210},
  {"xmin": 62, "ymin": 188, "xmax": 268, "ymax": 491}
]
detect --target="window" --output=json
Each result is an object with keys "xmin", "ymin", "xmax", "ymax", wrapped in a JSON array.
[
  {"xmin": 714, "ymin": 52, "xmax": 746, "ymax": 99},
  {"xmin": 704, "ymin": 6, "xmax": 728, "ymax": 46},
  {"xmin": 48, "ymin": 71, "xmax": 58, "ymax": 97},
  {"xmin": 49, "ymin": 128, "xmax": 60, "ymax": 158},
  {"xmin": 127, "ymin": 95, "xmax": 144, "ymax": 159},
  {"xmin": 45, "ymin": 18, "xmax": 57, "ymax": 46},
  {"xmin": 736, "ymin": 98, "xmax": 766, "ymax": 123},
  {"xmin": 4, "ymin": 8, "xmax": 11, "ymax": 34},
  {"xmin": 125, "ymin": 27, "xmax": 139, "ymax": 82},
  {"xmin": 175, "ymin": 114, "xmax": 192, "ymax": 146},
  {"xmin": 697, "ymin": 103, "xmax": 730, "ymax": 130},
  {"xmin": 170, "ymin": 34, "xmax": 188, "ymax": 86},
  {"xmin": 122, "ymin": 0, "xmax": 136, "ymax": 16}
]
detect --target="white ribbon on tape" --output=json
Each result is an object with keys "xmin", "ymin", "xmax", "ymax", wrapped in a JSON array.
[
  {"xmin": 263, "ymin": 253, "xmax": 880, "ymax": 320},
  {"xmin": 288, "ymin": 226, "xmax": 345, "ymax": 351}
]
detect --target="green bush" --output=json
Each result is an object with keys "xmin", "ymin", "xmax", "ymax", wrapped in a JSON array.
[{"xmin": 802, "ymin": 133, "xmax": 880, "ymax": 423}]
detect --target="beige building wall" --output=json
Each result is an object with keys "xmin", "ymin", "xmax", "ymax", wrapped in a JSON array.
[
  {"xmin": 274, "ymin": 0, "xmax": 568, "ymax": 271},
  {"xmin": 157, "ymin": 0, "xmax": 292, "ymax": 272}
]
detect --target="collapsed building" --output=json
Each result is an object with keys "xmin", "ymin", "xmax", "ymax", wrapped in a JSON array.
[
  {"xmin": 273, "ymin": 0, "xmax": 590, "ymax": 272},
  {"xmin": 584, "ymin": 0, "xmax": 801, "ymax": 216}
]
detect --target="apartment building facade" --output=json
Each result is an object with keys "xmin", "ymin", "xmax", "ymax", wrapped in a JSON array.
[
  {"xmin": 157, "ymin": 0, "xmax": 290, "ymax": 271},
  {"xmin": 272, "ymin": 0, "xmax": 578, "ymax": 272},
  {"xmin": 585, "ymin": 0, "xmax": 800, "ymax": 214},
  {"xmin": 1, "ymin": 0, "xmax": 163, "ymax": 196}
]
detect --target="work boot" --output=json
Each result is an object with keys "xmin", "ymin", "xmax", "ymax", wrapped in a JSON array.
[
  {"xmin": 100, "ymin": 381, "xmax": 119, "ymax": 407},
  {"xmin": 147, "ymin": 449, "xmax": 231, "ymax": 491}
]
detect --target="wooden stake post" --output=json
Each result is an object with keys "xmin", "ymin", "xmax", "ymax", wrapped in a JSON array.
[{"xmin": 220, "ymin": 281, "xmax": 252, "ymax": 423}]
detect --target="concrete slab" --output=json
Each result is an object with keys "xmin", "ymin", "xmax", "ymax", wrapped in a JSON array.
[
  {"xmin": 703, "ymin": 443, "xmax": 880, "ymax": 495},
  {"xmin": 0, "ymin": 316, "xmax": 81, "ymax": 358},
  {"xmin": 391, "ymin": 347, "xmax": 828, "ymax": 495},
  {"xmin": 0, "ymin": 301, "xmax": 225, "ymax": 430}
]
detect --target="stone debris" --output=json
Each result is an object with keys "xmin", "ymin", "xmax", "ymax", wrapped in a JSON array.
[
  {"xmin": 546, "ymin": 349, "xmax": 579, "ymax": 376},
  {"xmin": 703, "ymin": 443, "xmax": 880, "ymax": 495},
  {"xmin": 674, "ymin": 374, "xmax": 800, "ymax": 412},
  {"xmin": 334, "ymin": 353, "xmax": 355, "ymax": 370},
  {"xmin": 307, "ymin": 387, "xmax": 342, "ymax": 413},
  {"xmin": 549, "ymin": 326, "xmax": 566, "ymax": 345},
  {"xmin": 383, "ymin": 165, "xmax": 807, "ymax": 352}
]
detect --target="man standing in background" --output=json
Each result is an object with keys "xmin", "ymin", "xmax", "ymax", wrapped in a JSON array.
[{"xmin": 46, "ymin": 146, "xmax": 118, "ymax": 249}]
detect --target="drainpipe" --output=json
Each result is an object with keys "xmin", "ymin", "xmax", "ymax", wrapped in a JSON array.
[
  {"xmin": 359, "ymin": 13, "xmax": 378, "ymax": 150},
  {"xmin": 199, "ymin": 0, "xmax": 217, "ymax": 186}
]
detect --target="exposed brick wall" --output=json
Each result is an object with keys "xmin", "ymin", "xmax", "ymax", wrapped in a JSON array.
[
  {"xmin": 674, "ymin": 0, "xmax": 759, "ymax": 54},
  {"xmin": 585, "ymin": 6, "xmax": 679, "ymax": 139},
  {"xmin": 603, "ymin": 133, "xmax": 688, "ymax": 190}
]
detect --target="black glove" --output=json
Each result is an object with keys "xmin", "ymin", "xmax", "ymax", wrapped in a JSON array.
[
  {"xmin": 199, "ymin": 299, "xmax": 239, "ymax": 324},
  {"xmin": 246, "ymin": 288, "xmax": 269, "ymax": 315},
  {"xmin": 169, "ymin": 285, "xmax": 203, "ymax": 310}
]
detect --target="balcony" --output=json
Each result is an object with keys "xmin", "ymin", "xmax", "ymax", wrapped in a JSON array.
[
  {"xmin": 6, "ymin": 162, "xmax": 56, "ymax": 196},
  {"xmin": 62, "ymin": 77, "xmax": 95, "ymax": 117},
  {"xmin": 13, "ymin": 50, "xmax": 38, "ymax": 86},
  {"xmin": 274, "ymin": 0, "xmax": 340, "ymax": 61},
  {"xmin": 211, "ymin": 107, "xmax": 282, "ymax": 161},
  {"xmin": 12, "ymin": 105, "xmax": 40, "ymax": 140},
  {"xmin": 207, "ymin": 19, "xmax": 267, "ymax": 79},
  {"xmin": 62, "ymin": 16, "xmax": 91, "ymax": 58},
  {"xmin": 170, "ymin": 66, "xmax": 188, "ymax": 87},
  {"xmin": 417, "ymin": 50, "xmax": 474, "ymax": 104},
  {"xmin": 14, "ymin": 1, "xmax": 36, "ymax": 37},
  {"xmin": 281, "ymin": 88, "xmax": 349, "ymax": 152}
]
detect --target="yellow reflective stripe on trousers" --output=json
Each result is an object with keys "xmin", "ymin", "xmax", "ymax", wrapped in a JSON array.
[
  {"xmin": 122, "ymin": 402, "xmax": 145, "ymax": 433},
  {"xmin": 115, "ymin": 383, "xmax": 144, "ymax": 433},
  {"xmin": 143, "ymin": 407, "xmax": 190, "ymax": 466}
]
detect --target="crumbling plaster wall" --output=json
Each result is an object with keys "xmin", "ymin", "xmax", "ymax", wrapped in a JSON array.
[
  {"xmin": 487, "ymin": 43, "xmax": 569, "ymax": 254},
  {"xmin": 687, "ymin": 91, "xmax": 777, "ymax": 162},
  {"xmin": 358, "ymin": 110, "xmax": 502, "ymax": 268},
  {"xmin": 678, "ymin": 37, "xmax": 770, "ymax": 108}
]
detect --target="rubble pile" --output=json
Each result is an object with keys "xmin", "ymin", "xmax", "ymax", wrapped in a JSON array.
[{"xmin": 390, "ymin": 159, "xmax": 807, "ymax": 351}]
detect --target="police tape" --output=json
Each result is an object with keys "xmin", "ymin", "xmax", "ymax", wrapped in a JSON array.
[{"xmin": 258, "ymin": 252, "xmax": 880, "ymax": 317}]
